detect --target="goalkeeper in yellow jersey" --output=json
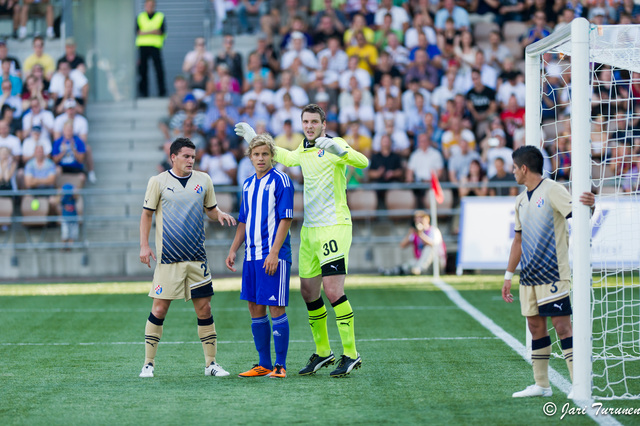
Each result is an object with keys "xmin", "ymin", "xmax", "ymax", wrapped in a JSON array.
[{"xmin": 235, "ymin": 104, "xmax": 369, "ymax": 377}]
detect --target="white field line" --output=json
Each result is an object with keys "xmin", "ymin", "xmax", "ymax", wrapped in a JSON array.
[
  {"xmin": 433, "ymin": 278, "xmax": 623, "ymax": 426},
  {"xmin": 0, "ymin": 336, "xmax": 499, "ymax": 346},
  {"xmin": 0, "ymin": 306, "xmax": 458, "ymax": 313}
]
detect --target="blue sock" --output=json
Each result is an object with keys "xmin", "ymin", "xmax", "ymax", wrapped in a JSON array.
[
  {"xmin": 271, "ymin": 313, "xmax": 289, "ymax": 369},
  {"xmin": 251, "ymin": 315, "xmax": 272, "ymax": 370}
]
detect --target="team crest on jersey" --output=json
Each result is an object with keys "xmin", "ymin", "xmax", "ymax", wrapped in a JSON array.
[
  {"xmin": 154, "ymin": 285, "xmax": 163, "ymax": 295},
  {"xmin": 194, "ymin": 184, "xmax": 203, "ymax": 194},
  {"xmin": 318, "ymin": 149, "xmax": 325, "ymax": 157},
  {"xmin": 536, "ymin": 197, "xmax": 545, "ymax": 208}
]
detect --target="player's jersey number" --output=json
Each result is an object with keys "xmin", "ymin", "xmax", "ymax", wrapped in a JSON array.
[
  {"xmin": 201, "ymin": 261, "xmax": 210, "ymax": 278},
  {"xmin": 323, "ymin": 240, "xmax": 338, "ymax": 256}
]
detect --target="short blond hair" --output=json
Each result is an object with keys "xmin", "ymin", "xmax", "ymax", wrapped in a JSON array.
[{"xmin": 246, "ymin": 133, "xmax": 276, "ymax": 158}]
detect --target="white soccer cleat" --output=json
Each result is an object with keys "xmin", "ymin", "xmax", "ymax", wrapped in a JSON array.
[
  {"xmin": 512, "ymin": 384, "xmax": 552, "ymax": 398},
  {"xmin": 139, "ymin": 363, "xmax": 154, "ymax": 378},
  {"xmin": 205, "ymin": 362, "xmax": 230, "ymax": 377}
]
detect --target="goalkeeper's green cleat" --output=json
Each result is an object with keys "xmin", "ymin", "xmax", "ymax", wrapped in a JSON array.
[
  {"xmin": 298, "ymin": 352, "xmax": 335, "ymax": 375},
  {"xmin": 329, "ymin": 354, "xmax": 362, "ymax": 378}
]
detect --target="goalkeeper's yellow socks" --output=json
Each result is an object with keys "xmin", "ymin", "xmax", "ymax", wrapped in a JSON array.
[
  {"xmin": 561, "ymin": 337, "xmax": 574, "ymax": 382},
  {"xmin": 198, "ymin": 316, "xmax": 217, "ymax": 366},
  {"xmin": 306, "ymin": 297, "xmax": 331, "ymax": 357},
  {"xmin": 144, "ymin": 313, "xmax": 164, "ymax": 365},
  {"xmin": 332, "ymin": 295, "xmax": 357, "ymax": 359},
  {"xmin": 531, "ymin": 336, "xmax": 552, "ymax": 388}
]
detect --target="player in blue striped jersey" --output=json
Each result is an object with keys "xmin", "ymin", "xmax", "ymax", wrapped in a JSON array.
[
  {"xmin": 226, "ymin": 134, "xmax": 294, "ymax": 379},
  {"xmin": 139, "ymin": 138, "xmax": 236, "ymax": 379},
  {"xmin": 502, "ymin": 146, "xmax": 595, "ymax": 398}
]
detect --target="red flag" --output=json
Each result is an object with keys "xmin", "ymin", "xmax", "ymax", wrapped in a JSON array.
[{"xmin": 431, "ymin": 171, "xmax": 444, "ymax": 204}]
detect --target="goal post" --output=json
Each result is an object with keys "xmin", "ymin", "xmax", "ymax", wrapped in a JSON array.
[{"xmin": 525, "ymin": 18, "xmax": 640, "ymax": 401}]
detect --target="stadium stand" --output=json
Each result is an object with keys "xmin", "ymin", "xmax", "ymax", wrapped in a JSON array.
[{"xmin": 1, "ymin": 0, "xmax": 639, "ymax": 278}]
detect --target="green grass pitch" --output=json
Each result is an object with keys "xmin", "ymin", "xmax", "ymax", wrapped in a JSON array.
[{"xmin": 1, "ymin": 276, "xmax": 638, "ymax": 425}]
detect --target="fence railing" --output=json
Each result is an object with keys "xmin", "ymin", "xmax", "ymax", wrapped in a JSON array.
[{"xmin": 0, "ymin": 181, "xmax": 523, "ymax": 251}]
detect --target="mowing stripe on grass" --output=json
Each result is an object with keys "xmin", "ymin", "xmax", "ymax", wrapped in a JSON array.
[
  {"xmin": 433, "ymin": 279, "xmax": 622, "ymax": 426},
  {"xmin": 0, "ymin": 336, "xmax": 500, "ymax": 346}
]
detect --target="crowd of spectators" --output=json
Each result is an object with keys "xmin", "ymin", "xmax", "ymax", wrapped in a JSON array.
[
  {"xmin": 172, "ymin": 0, "xmax": 640, "ymax": 211},
  {"xmin": 0, "ymin": 34, "xmax": 90, "ymax": 231}
]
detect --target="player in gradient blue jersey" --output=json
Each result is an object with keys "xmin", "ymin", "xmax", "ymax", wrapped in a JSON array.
[{"xmin": 226, "ymin": 133, "xmax": 294, "ymax": 378}]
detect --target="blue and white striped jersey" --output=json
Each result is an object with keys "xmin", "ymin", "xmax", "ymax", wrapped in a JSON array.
[
  {"xmin": 143, "ymin": 170, "xmax": 217, "ymax": 264},
  {"xmin": 238, "ymin": 168, "xmax": 294, "ymax": 262},
  {"xmin": 514, "ymin": 179, "xmax": 573, "ymax": 286}
]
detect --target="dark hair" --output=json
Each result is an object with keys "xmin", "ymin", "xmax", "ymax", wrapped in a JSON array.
[
  {"xmin": 170, "ymin": 137, "xmax": 196, "ymax": 157},
  {"xmin": 301, "ymin": 103, "xmax": 326, "ymax": 123},
  {"xmin": 512, "ymin": 145, "xmax": 544, "ymax": 175}
]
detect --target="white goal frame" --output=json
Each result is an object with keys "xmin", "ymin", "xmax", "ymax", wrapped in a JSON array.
[{"xmin": 525, "ymin": 17, "xmax": 594, "ymax": 401}]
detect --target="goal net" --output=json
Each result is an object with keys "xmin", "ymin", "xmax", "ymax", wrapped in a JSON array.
[{"xmin": 526, "ymin": 19, "xmax": 640, "ymax": 400}]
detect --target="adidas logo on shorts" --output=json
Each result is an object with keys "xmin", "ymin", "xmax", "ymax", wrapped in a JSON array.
[{"xmin": 268, "ymin": 295, "xmax": 276, "ymax": 301}]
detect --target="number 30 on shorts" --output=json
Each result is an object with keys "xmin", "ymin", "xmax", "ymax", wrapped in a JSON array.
[{"xmin": 323, "ymin": 239, "xmax": 338, "ymax": 256}]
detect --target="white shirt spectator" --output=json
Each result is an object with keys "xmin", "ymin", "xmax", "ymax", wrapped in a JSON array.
[
  {"xmin": 407, "ymin": 147, "xmax": 444, "ymax": 181},
  {"xmin": 242, "ymin": 89, "xmax": 275, "ymax": 116},
  {"xmin": 337, "ymin": 89, "xmax": 374, "ymax": 111},
  {"xmin": 317, "ymin": 48, "xmax": 349, "ymax": 73},
  {"xmin": 402, "ymin": 88, "xmax": 432, "ymax": 112},
  {"xmin": 440, "ymin": 73, "xmax": 470, "ymax": 95},
  {"xmin": 404, "ymin": 26, "xmax": 438, "ymax": 49},
  {"xmin": 53, "ymin": 113, "xmax": 89, "ymax": 138},
  {"xmin": 280, "ymin": 48, "xmax": 319, "ymax": 71},
  {"xmin": 200, "ymin": 152, "xmax": 237, "ymax": 185},
  {"xmin": 375, "ymin": 85, "xmax": 401, "ymax": 109},
  {"xmin": 22, "ymin": 109, "xmax": 55, "ymax": 140},
  {"xmin": 273, "ymin": 86, "xmax": 309, "ymax": 109},
  {"xmin": 385, "ymin": 45, "xmax": 411, "ymax": 72},
  {"xmin": 49, "ymin": 69, "xmax": 88, "ymax": 99},
  {"xmin": 338, "ymin": 104, "xmax": 375, "ymax": 129},
  {"xmin": 375, "ymin": 110, "xmax": 407, "ymax": 134},
  {"xmin": 448, "ymin": 149, "xmax": 481, "ymax": 182},
  {"xmin": 374, "ymin": 5, "xmax": 410, "ymax": 32},
  {"xmin": 0, "ymin": 134, "xmax": 21, "ymax": 156},
  {"xmin": 338, "ymin": 68, "xmax": 371, "ymax": 91},
  {"xmin": 372, "ymin": 129, "xmax": 411, "ymax": 153},
  {"xmin": 483, "ymin": 45, "xmax": 511, "ymax": 69},
  {"xmin": 496, "ymin": 81, "xmax": 526, "ymax": 107},
  {"xmin": 486, "ymin": 147, "xmax": 514, "ymax": 179},
  {"xmin": 22, "ymin": 135, "xmax": 52, "ymax": 159},
  {"xmin": 236, "ymin": 156, "xmax": 255, "ymax": 186},
  {"xmin": 309, "ymin": 69, "xmax": 340, "ymax": 87},
  {"xmin": 270, "ymin": 106, "xmax": 303, "ymax": 135},
  {"xmin": 431, "ymin": 85, "xmax": 458, "ymax": 112},
  {"xmin": 2, "ymin": 94, "xmax": 22, "ymax": 118}
]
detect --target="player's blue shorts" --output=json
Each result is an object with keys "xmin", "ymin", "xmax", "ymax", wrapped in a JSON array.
[{"xmin": 240, "ymin": 259, "xmax": 291, "ymax": 306}]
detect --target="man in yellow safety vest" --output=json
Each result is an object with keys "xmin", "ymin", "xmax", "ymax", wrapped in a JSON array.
[{"xmin": 136, "ymin": 0, "xmax": 167, "ymax": 97}]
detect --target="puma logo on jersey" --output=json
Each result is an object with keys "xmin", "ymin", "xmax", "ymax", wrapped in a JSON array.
[
  {"xmin": 330, "ymin": 264, "xmax": 338, "ymax": 271},
  {"xmin": 166, "ymin": 187, "xmax": 175, "ymax": 193},
  {"xmin": 554, "ymin": 303, "xmax": 563, "ymax": 310}
]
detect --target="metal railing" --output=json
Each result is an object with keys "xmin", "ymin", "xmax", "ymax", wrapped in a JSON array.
[{"xmin": 0, "ymin": 181, "xmax": 522, "ymax": 251}]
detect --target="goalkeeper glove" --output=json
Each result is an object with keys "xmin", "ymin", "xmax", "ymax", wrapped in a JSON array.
[
  {"xmin": 315, "ymin": 137, "xmax": 347, "ymax": 157},
  {"xmin": 234, "ymin": 122, "xmax": 257, "ymax": 143}
]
